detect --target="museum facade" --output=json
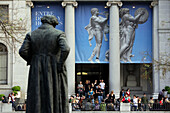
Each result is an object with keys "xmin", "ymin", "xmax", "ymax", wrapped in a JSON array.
[{"xmin": 0, "ymin": 0, "xmax": 169, "ymax": 100}]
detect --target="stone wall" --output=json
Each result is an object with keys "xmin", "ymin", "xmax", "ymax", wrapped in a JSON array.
[
  {"xmin": 0, "ymin": 0, "xmax": 30, "ymax": 100},
  {"xmin": 158, "ymin": 0, "xmax": 170, "ymax": 90}
]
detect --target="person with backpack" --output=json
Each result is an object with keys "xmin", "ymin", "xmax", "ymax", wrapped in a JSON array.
[{"xmin": 100, "ymin": 99, "xmax": 106, "ymax": 111}]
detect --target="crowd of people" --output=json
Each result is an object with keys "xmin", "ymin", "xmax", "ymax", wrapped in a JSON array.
[
  {"xmin": 1, "ymin": 80, "xmax": 170, "ymax": 111},
  {"xmin": 69, "ymin": 79, "xmax": 170, "ymax": 111}
]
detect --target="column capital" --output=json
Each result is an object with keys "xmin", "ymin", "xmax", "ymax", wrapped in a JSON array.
[
  {"xmin": 151, "ymin": 1, "xmax": 158, "ymax": 7},
  {"xmin": 61, "ymin": 2, "xmax": 78, "ymax": 8},
  {"xmin": 26, "ymin": 1, "xmax": 34, "ymax": 8},
  {"xmin": 106, "ymin": 1, "xmax": 123, "ymax": 7}
]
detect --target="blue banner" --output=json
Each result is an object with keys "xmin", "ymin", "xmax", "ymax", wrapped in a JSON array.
[
  {"xmin": 120, "ymin": 3, "xmax": 152, "ymax": 63},
  {"xmin": 31, "ymin": 2, "xmax": 64, "ymax": 31},
  {"xmin": 75, "ymin": 2, "xmax": 109, "ymax": 63}
]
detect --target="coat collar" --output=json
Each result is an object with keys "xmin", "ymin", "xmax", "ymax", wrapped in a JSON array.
[{"xmin": 38, "ymin": 23, "xmax": 54, "ymax": 29}]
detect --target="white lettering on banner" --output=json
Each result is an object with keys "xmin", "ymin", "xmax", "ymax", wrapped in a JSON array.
[
  {"xmin": 35, "ymin": 11, "xmax": 63, "ymax": 26},
  {"xmin": 35, "ymin": 11, "xmax": 54, "ymax": 26}
]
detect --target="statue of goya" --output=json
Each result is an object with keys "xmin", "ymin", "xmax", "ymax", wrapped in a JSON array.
[{"xmin": 19, "ymin": 15, "xmax": 70, "ymax": 113}]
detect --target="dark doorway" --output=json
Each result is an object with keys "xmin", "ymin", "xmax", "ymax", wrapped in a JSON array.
[{"xmin": 75, "ymin": 63, "xmax": 109, "ymax": 94}]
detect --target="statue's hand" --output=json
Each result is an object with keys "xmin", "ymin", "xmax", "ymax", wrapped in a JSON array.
[{"xmin": 90, "ymin": 44, "xmax": 92, "ymax": 47}]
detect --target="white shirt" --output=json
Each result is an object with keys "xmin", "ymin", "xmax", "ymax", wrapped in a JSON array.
[
  {"xmin": 99, "ymin": 82, "xmax": 105, "ymax": 90},
  {"xmin": 133, "ymin": 98, "xmax": 138, "ymax": 106}
]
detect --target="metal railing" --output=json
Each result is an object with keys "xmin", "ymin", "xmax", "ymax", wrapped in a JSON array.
[{"xmin": 150, "ymin": 103, "xmax": 170, "ymax": 111}]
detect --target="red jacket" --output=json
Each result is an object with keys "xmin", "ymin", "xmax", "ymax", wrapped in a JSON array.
[
  {"xmin": 126, "ymin": 91, "xmax": 130, "ymax": 97},
  {"xmin": 122, "ymin": 97, "xmax": 130, "ymax": 102},
  {"xmin": 159, "ymin": 100, "xmax": 163, "ymax": 105},
  {"xmin": 8, "ymin": 94, "xmax": 15, "ymax": 102}
]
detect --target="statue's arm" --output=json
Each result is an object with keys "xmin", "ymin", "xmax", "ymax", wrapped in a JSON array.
[
  {"xmin": 125, "ymin": 14, "xmax": 136, "ymax": 22},
  {"xmin": 57, "ymin": 33, "xmax": 70, "ymax": 71},
  {"xmin": 92, "ymin": 16, "xmax": 108, "ymax": 24},
  {"xmin": 19, "ymin": 33, "xmax": 32, "ymax": 65},
  {"xmin": 125, "ymin": 13, "xmax": 143, "ymax": 22}
]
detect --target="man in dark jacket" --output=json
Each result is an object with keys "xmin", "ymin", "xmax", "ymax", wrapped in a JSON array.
[
  {"xmin": 141, "ymin": 93, "xmax": 148, "ymax": 111},
  {"xmin": 19, "ymin": 15, "xmax": 70, "ymax": 113}
]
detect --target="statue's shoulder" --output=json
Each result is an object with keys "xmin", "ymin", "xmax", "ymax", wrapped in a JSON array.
[
  {"xmin": 26, "ymin": 32, "xmax": 31, "ymax": 36},
  {"xmin": 53, "ymin": 28, "xmax": 65, "ymax": 35},
  {"xmin": 25, "ymin": 32, "xmax": 31, "ymax": 38},
  {"xmin": 91, "ymin": 16, "xmax": 97, "ymax": 20}
]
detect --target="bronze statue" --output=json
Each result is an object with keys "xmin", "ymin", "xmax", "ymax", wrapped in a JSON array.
[{"xmin": 19, "ymin": 15, "xmax": 70, "ymax": 113}]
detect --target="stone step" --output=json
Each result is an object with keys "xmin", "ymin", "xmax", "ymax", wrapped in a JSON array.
[{"xmin": 127, "ymin": 81, "xmax": 137, "ymax": 86}]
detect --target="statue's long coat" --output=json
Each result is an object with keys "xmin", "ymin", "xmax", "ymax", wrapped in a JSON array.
[{"xmin": 19, "ymin": 23, "xmax": 70, "ymax": 113}]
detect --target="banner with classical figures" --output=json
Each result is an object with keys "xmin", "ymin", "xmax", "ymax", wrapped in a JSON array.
[
  {"xmin": 75, "ymin": 2, "xmax": 109, "ymax": 63},
  {"xmin": 31, "ymin": 2, "xmax": 64, "ymax": 31},
  {"xmin": 31, "ymin": 2, "xmax": 152, "ymax": 63},
  {"xmin": 119, "ymin": 3, "xmax": 152, "ymax": 63}
]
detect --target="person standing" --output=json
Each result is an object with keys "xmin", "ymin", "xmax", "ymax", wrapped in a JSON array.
[
  {"xmin": 96, "ymin": 85, "xmax": 103, "ymax": 104},
  {"xmin": 126, "ymin": 88, "xmax": 131, "ymax": 97},
  {"xmin": 93, "ymin": 80, "xmax": 98, "ymax": 99},
  {"xmin": 84, "ymin": 80, "xmax": 90, "ymax": 98},
  {"xmin": 141, "ymin": 93, "xmax": 148, "ymax": 111},
  {"xmin": 77, "ymin": 81, "xmax": 84, "ymax": 97},
  {"xmin": 88, "ymin": 88, "xmax": 95, "ymax": 99},
  {"xmin": 158, "ymin": 89, "xmax": 165, "ymax": 101},
  {"xmin": 99, "ymin": 79, "xmax": 105, "ymax": 98},
  {"xmin": 120, "ymin": 89, "xmax": 125, "ymax": 99},
  {"xmin": 19, "ymin": 15, "xmax": 70, "ymax": 113}
]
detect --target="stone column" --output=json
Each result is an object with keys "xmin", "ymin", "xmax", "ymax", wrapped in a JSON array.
[
  {"xmin": 151, "ymin": 1, "xmax": 159, "ymax": 99},
  {"xmin": 26, "ymin": 1, "xmax": 33, "ymax": 31},
  {"xmin": 106, "ymin": 1, "xmax": 122, "ymax": 98},
  {"xmin": 62, "ymin": 1, "xmax": 78, "ymax": 97}
]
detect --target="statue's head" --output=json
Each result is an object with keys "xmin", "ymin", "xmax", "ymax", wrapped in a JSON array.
[
  {"xmin": 91, "ymin": 8, "xmax": 99, "ymax": 16},
  {"xmin": 119, "ymin": 8, "xmax": 129, "ymax": 18},
  {"xmin": 41, "ymin": 15, "xmax": 59, "ymax": 27}
]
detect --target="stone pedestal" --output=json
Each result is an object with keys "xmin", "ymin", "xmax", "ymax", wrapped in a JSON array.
[
  {"xmin": 126, "ymin": 64, "xmax": 137, "ymax": 87},
  {"xmin": 120, "ymin": 103, "xmax": 130, "ymax": 111},
  {"xmin": 0, "ymin": 103, "xmax": 13, "ymax": 112},
  {"xmin": 127, "ymin": 75, "xmax": 137, "ymax": 86},
  {"xmin": 69, "ymin": 103, "xmax": 72, "ymax": 113}
]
